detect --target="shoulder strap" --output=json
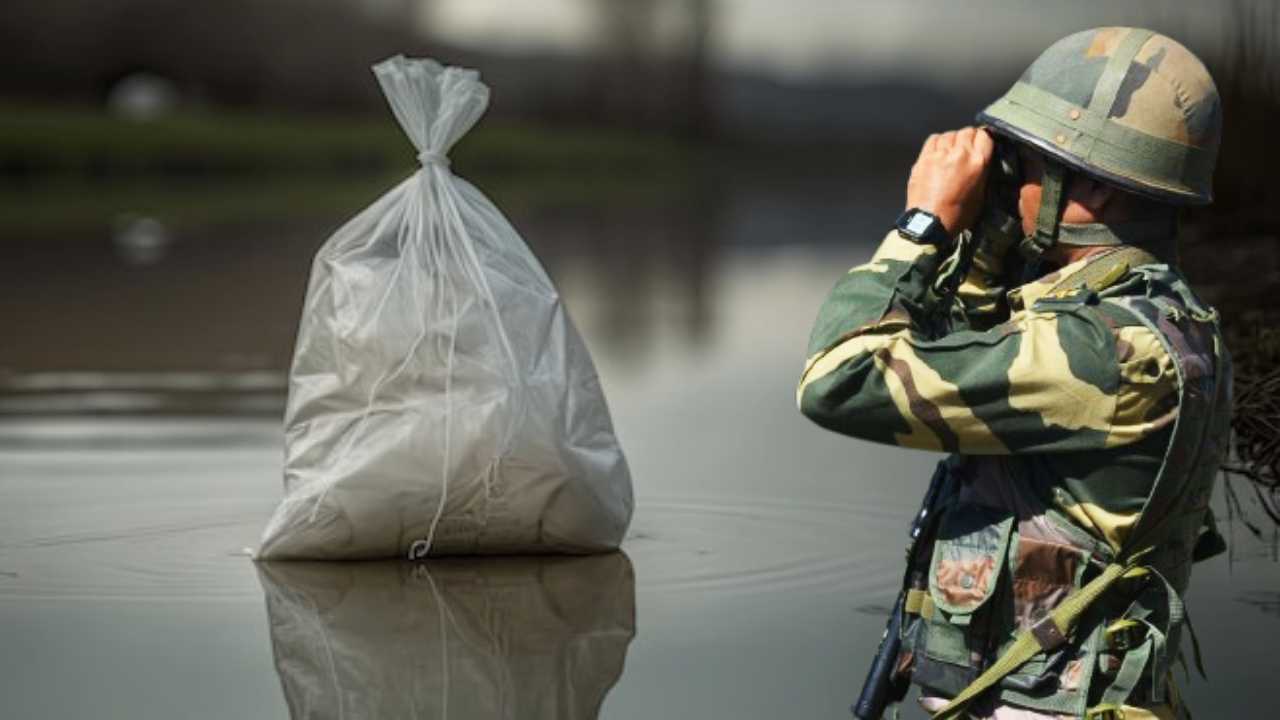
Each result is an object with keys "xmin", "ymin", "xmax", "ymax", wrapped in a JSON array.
[
  {"xmin": 1116, "ymin": 296, "xmax": 1226, "ymax": 557},
  {"xmin": 1043, "ymin": 245, "xmax": 1159, "ymax": 299}
]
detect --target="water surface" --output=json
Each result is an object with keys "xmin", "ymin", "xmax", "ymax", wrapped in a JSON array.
[{"xmin": 1, "ymin": 175, "xmax": 1275, "ymax": 719}]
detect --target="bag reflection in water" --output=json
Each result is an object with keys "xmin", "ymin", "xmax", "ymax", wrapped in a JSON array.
[
  {"xmin": 257, "ymin": 554, "xmax": 635, "ymax": 719},
  {"xmin": 257, "ymin": 56, "xmax": 633, "ymax": 560}
]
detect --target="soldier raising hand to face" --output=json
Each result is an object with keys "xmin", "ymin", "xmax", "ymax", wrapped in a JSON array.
[
  {"xmin": 798, "ymin": 26, "xmax": 1231, "ymax": 720},
  {"xmin": 906, "ymin": 127, "xmax": 995, "ymax": 240}
]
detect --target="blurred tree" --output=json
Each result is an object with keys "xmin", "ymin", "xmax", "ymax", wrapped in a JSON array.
[
  {"xmin": 680, "ymin": 0, "xmax": 716, "ymax": 139},
  {"xmin": 586, "ymin": 0, "xmax": 660, "ymax": 127},
  {"xmin": 584, "ymin": 0, "xmax": 717, "ymax": 136}
]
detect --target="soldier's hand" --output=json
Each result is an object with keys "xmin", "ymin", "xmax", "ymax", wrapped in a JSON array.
[{"xmin": 906, "ymin": 127, "xmax": 995, "ymax": 239}]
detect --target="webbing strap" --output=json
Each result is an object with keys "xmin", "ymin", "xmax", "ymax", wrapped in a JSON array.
[
  {"xmin": 1117, "ymin": 280, "xmax": 1226, "ymax": 560},
  {"xmin": 1076, "ymin": 27, "xmax": 1157, "ymax": 189},
  {"xmin": 1019, "ymin": 160, "xmax": 1068, "ymax": 261},
  {"xmin": 982, "ymin": 83, "xmax": 1210, "ymax": 201},
  {"xmin": 1055, "ymin": 224, "xmax": 1125, "ymax": 248},
  {"xmin": 905, "ymin": 588, "xmax": 936, "ymax": 620},
  {"xmin": 1181, "ymin": 595, "xmax": 1207, "ymax": 681},
  {"xmin": 1088, "ymin": 29, "xmax": 1155, "ymax": 119},
  {"xmin": 930, "ymin": 551, "xmax": 1152, "ymax": 720},
  {"xmin": 1100, "ymin": 621, "xmax": 1160, "ymax": 707},
  {"xmin": 1166, "ymin": 673, "xmax": 1187, "ymax": 720},
  {"xmin": 1042, "ymin": 245, "xmax": 1159, "ymax": 299},
  {"xmin": 1054, "ymin": 217, "xmax": 1175, "ymax": 250}
]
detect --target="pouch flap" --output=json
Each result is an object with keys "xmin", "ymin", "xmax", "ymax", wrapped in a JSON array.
[{"xmin": 929, "ymin": 503, "xmax": 1015, "ymax": 616}]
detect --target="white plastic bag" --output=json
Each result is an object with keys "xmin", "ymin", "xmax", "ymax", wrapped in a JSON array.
[{"xmin": 257, "ymin": 56, "xmax": 633, "ymax": 560}]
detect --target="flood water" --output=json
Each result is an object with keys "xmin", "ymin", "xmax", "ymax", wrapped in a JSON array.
[{"xmin": 1, "ymin": 169, "xmax": 1277, "ymax": 719}]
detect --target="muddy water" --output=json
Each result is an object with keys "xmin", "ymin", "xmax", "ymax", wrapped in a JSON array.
[{"xmin": 1, "ymin": 177, "xmax": 1277, "ymax": 719}]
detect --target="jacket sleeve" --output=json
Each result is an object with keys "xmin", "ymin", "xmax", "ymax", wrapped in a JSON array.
[
  {"xmin": 796, "ymin": 231, "xmax": 1177, "ymax": 454},
  {"xmin": 951, "ymin": 227, "xmax": 1015, "ymax": 331}
]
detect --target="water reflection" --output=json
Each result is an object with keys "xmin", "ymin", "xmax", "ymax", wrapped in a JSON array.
[
  {"xmin": 0, "ymin": 175, "xmax": 733, "ymax": 412},
  {"xmin": 256, "ymin": 553, "xmax": 636, "ymax": 720},
  {"xmin": 1236, "ymin": 590, "xmax": 1280, "ymax": 620},
  {"xmin": 112, "ymin": 215, "xmax": 172, "ymax": 266}
]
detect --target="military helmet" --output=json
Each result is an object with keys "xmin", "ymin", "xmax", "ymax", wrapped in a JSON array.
[{"xmin": 978, "ymin": 27, "xmax": 1221, "ymax": 206}]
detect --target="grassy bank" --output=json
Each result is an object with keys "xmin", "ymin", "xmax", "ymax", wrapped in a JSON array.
[
  {"xmin": 0, "ymin": 168, "xmax": 711, "ymax": 237},
  {"xmin": 0, "ymin": 101, "xmax": 716, "ymax": 234},
  {"xmin": 0, "ymin": 102, "xmax": 695, "ymax": 180}
]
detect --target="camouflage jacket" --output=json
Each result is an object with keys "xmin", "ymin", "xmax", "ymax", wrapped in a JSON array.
[
  {"xmin": 797, "ymin": 227, "xmax": 1228, "ymax": 717},
  {"xmin": 798, "ymin": 229, "xmax": 1179, "ymax": 548}
]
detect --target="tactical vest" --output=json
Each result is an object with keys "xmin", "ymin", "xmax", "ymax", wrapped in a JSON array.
[{"xmin": 899, "ymin": 263, "xmax": 1232, "ymax": 719}]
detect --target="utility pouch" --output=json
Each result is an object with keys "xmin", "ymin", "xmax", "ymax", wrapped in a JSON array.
[
  {"xmin": 913, "ymin": 503, "xmax": 1014, "ymax": 696},
  {"xmin": 1000, "ymin": 527, "xmax": 1096, "ymax": 695}
]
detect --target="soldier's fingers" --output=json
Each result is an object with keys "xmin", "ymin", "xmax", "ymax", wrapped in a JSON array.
[
  {"xmin": 923, "ymin": 133, "xmax": 940, "ymax": 154},
  {"xmin": 955, "ymin": 126, "xmax": 976, "ymax": 149},
  {"xmin": 973, "ymin": 127, "xmax": 996, "ymax": 161},
  {"xmin": 935, "ymin": 131, "xmax": 956, "ymax": 152}
]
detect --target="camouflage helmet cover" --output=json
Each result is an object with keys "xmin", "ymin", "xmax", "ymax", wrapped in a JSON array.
[{"xmin": 978, "ymin": 27, "xmax": 1222, "ymax": 205}]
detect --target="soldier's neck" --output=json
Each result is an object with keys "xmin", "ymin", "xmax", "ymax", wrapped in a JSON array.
[{"xmin": 1042, "ymin": 216, "xmax": 1180, "ymax": 270}]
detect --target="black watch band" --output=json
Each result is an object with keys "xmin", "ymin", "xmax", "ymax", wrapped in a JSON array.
[{"xmin": 895, "ymin": 208, "xmax": 950, "ymax": 246}]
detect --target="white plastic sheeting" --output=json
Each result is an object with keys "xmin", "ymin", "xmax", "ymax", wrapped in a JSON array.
[{"xmin": 257, "ymin": 56, "xmax": 633, "ymax": 559}]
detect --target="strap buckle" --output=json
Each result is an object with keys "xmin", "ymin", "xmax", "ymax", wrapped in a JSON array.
[
  {"xmin": 1105, "ymin": 620, "xmax": 1147, "ymax": 652},
  {"xmin": 1085, "ymin": 704, "xmax": 1127, "ymax": 720},
  {"xmin": 904, "ymin": 588, "xmax": 936, "ymax": 621},
  {"xmin": 1030, "ymin": 614, "xmax": 1067, "ymax": 652}
]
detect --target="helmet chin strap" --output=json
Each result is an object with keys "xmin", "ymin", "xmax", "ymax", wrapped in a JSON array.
[
  {"xmin": 1018, "ymin": 159, "xmax": 1069, "ymax": 263},
  {"xmin": 1014, "ymin": 156, "xmax": 1179, "ymax": 282}
]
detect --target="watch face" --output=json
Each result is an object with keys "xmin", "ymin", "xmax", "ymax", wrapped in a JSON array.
[{"xmin": 905, "ymin": 212, "xmax": 935, "ymax": 236}]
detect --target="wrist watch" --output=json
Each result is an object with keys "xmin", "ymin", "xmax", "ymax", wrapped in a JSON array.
[{"xmin": 895, "ymin": 208, "xmax": 951, "ymax": 246}]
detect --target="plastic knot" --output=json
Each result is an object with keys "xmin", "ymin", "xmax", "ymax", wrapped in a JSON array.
[{"xmin": 417, "ymin": 150, "xmax": 450, "ymax": 168}]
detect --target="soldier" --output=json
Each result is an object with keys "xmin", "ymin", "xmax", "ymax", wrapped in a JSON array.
[{"xmin": 797, "ymin": 28, "xmax": 1230, "ymax": 720}]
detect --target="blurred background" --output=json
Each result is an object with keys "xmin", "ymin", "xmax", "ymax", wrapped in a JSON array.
[
  {"xmin": 1, "ymin": 2, "xmax": 1278, "ymax": 719},
  {"xmin": 1, "ymin": 0, "xmax": 1275, "ymax": 416}
]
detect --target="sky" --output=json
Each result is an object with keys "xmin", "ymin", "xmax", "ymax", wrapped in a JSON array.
[{"xmin": 419, "ymin": 0, "xmax": 1237, "ymax": 84}]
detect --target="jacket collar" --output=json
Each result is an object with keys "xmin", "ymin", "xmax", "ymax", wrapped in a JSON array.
[
  {"xmin": 1008, "ymin": 219, "xmax": 1179, "ymax": 311},
  {"xmin": 1008, "ymin": 255, "xmax": 1096, "ymax": 311}
]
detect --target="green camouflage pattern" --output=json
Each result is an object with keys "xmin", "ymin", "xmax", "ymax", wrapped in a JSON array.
[
  {"xmin": 977, "ymin": 27, "xmax": 1221, "ymax": 205},
  {"xmin": 798, "ymin": 232, "xmax": 1178, "ymax": 457},
  {"xmin": 798, "ymin": 227, "xmax": 1230, "ymax": 716}
]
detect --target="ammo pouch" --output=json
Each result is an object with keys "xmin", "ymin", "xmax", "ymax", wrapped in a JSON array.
[
  {"xmin": 910, "ymin": 502, "xmax": 1014, "ymax": 695},
  {"xmin": 907, "ymin": 502, "xmax": 1122, "ymax": 716}
]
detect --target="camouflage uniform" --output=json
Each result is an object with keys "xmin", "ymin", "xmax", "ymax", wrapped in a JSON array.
[{"xmin": 798, "ymin": 28, "xmax": 1230, "ymax": 720}]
